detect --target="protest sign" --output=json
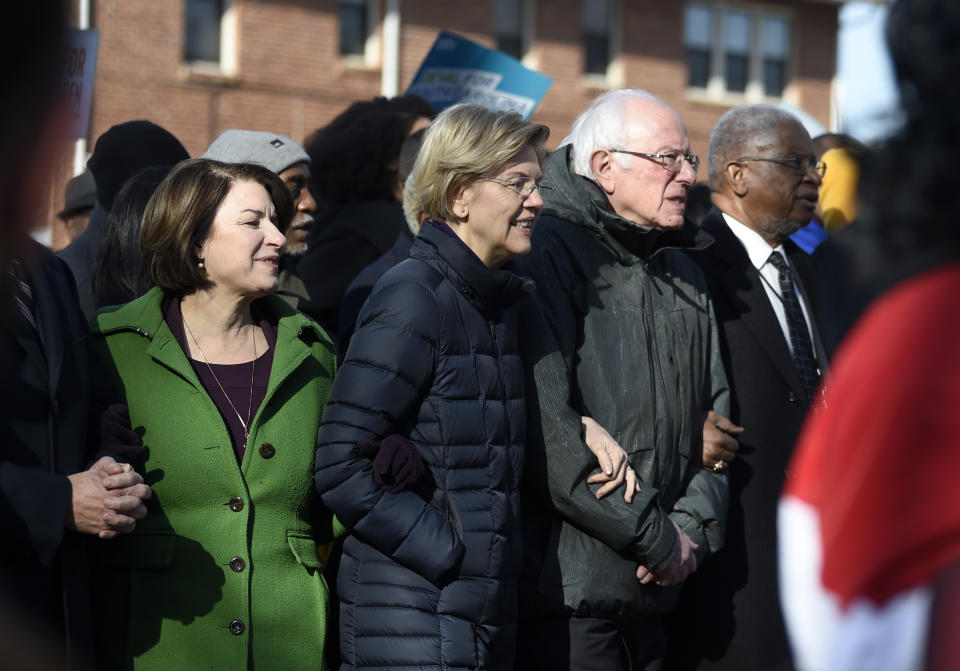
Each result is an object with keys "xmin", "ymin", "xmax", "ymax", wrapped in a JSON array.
[
  {"xmin": 407, "ymin": 31, "xmax": 552, "ymax": 119},
  {"xmin": 63, "ymin": 29, "xmax": 99, "ymax": 139}
]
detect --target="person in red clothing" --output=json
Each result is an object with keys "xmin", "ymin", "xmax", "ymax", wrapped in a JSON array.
[
  {"xmin": 780, "ymin": 266, "xmax": 960, "ymax": 671},
  {"xmin": 778, "ymin": 1, "xmax": 960, "ymax": 669}
]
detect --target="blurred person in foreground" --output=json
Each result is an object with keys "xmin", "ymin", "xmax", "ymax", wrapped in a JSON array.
[
  {"xmin": 665, "ymin": 105, "xmax": 826, "ymax": 671},
  {"xmin": 514, "ymin": 89, "xmax": 732, "ymax": 670},
  {"xmin": 315, "ymin": 104, "xmax": 547, "ymax": 671},
  {"xmin": 89, "ymin": 159, "xmax": 337, "ymax": 669},
  {"xmin": 297, "ymin": 94, "xmax": 434, "ymax": 333},
  {"xmin": 1, "ymin": 3, "xmax": 152, "ymax": 668},
  {"xmin": 778, "ymin": 1, "xmax": 960, "ymax": 670},
  {"xmin": 202, "ymin": 129, "xmax": 317, "ymax": 311}
]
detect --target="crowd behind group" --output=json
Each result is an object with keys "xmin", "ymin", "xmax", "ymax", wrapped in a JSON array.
[{"xmin": 5, "ymin": 1, "xmax": 960, "ymax": 671}]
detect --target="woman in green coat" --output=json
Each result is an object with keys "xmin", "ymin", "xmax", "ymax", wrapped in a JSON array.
[{"xmin": 90, "ymin": 159, "xmax": 337, "ymax": 670}]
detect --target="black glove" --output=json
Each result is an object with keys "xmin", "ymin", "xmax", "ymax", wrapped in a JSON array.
[
  {"xmin": 100, "ymin": 403, "xmax": 143, "ymax": 460},
  {"xmin": 355, "ymin": 434, "xmax": 426, "ymax": 493}
]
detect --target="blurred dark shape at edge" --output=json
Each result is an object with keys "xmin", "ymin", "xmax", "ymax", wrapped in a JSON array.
[{"xmin": 813, "ymin": 0, "xmax": 960, "ymax": 353}]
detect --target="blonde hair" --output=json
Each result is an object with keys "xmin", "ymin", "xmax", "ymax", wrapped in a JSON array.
[
  {"xmin": 402, "ymin": 175, "xmax": 423, "ymax": 235},
  {"xmin": 407, "ymin": 104, "xmax": 549, "ymax": 223}
]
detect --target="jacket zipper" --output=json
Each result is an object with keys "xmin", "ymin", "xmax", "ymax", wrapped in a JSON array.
[
  {"xmin": 641, "ymin": 262, "xmax": 672, "ymax": 483},
  {"xmin": 488, "ymin": 317, "xmax": 514, "ymax": 499}
]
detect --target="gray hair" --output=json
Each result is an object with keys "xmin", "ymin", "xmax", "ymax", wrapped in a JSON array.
[
  {"xmin": 560, "ymin": 89, "xmax": 667, "ymax": 181},
  {"xmin": 708, "ymin": 105, "xmax": 803, "ymax": 190}
]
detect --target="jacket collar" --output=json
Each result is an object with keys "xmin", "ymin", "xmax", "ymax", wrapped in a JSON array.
[
  {"xmin": 412, "ymin": 222, "xmax": 535, "ymax": 317},
  {"xmin": 92, "ymin": 287, "xmax": 331, "ymax": 387},
  {"xmin": 542, "ymin": 144, "xmax": 714, "ymax": 264}
]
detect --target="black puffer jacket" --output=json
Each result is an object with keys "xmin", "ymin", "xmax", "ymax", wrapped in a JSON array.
[{"xmin": 315, "ymin": 222, "xmax": 532, "ymax": 671}]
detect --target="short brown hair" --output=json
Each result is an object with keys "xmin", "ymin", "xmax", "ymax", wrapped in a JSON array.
[
  {"xmin": 140, "ymin": 158, "xmax": 294, "ymax": 294},
  {"xmin": 407, "ymin": 104, "xmax": 549, "ymax": 224}
]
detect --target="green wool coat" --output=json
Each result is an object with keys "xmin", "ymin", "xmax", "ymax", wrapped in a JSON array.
[{"xmin": 90, "ymin": 287, "xmax": 337, "ymax": 670}]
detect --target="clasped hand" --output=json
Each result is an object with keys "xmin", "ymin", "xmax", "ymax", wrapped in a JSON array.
[
  {"xmin": 582, "ymin": 416, "xmax": 641, "ymax": 502},
  {"xmin": 702, "ymin": 409, "xmax": 743, "ymax": 471},
  {"xmin": 635, "ymin": 520, "xmax": 699, "ymax": 587},
  {"xmin": 67, "ymin": 456, "xmax": 152, "ymax": 539}
]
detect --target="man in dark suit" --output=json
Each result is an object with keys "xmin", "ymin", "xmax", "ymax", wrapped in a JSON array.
[
  {"xmin": 663, "ymin": 105, "xmax": 827, "ymax": 671},
  {"xmin": 2, "ymin": 237, "xmax": 154, "ymax": 669}
]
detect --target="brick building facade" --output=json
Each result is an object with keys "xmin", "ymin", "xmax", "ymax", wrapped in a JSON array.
[{"xmin": 45, "ymin": 0, "xmax": 841, "ymax": 240}]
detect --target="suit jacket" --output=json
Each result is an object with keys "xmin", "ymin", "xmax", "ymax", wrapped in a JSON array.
[
  {"xmin": 664, "ymin": 209, "xmax": 826, "ymax": 671},
  {"xmin": 0, "ymin": 238, "xmax": 94, "ymax": 668}
]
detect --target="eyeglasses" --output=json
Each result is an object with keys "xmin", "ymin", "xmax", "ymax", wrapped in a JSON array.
[
  {"xmin": 479, "ymin": 176, "xmax": 553, "ymax": 199},
  {"xmin": 735, "ymin": 155, "xmax": 827, "ymax": 178},
  {"xmin": 610, "ymin": 149, "xmax": 700, "ymax": 174}
]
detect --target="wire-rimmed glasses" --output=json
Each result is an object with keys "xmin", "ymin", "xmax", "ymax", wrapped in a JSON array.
[{"xmin": 609, "ymin": 149, "xmax": 701, "ymax": 174}]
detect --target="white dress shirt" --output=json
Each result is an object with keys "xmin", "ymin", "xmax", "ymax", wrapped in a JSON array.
[{"xmin": 722, "ymin": 213, "xmax": 818, "ymax": 362}]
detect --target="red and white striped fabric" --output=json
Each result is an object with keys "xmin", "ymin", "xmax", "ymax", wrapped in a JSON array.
[{"xmin": 778, "ymin": 264, "xmax": 960, "ymax": 671}]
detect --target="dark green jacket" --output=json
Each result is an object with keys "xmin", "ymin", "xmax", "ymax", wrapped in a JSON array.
[
  {"xmin": 516, "ymin": 146, "xmax": 730, "ymax": 620},
  {"xmin": 89, "ymin": 287, "xmax": 337, "ymax": 670}
]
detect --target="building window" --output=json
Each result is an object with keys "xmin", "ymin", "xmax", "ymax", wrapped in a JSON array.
[
  {"xmin": 684, "ymin": 3, "xmax": 792, "ymax": 101},
  {"xmin": 762, "ymin": 16, "xmax": 790, "ymax": 97},
  {"xmin": 338, "ymin": 0, "xmax": 379, "ymax": 66},
  {"xmin": 183, "ymin": 0, "xmax": 235, "ymax": 73},
  {"xmin": 583, "ymin": 0, "xmax": 612, "ymax": 76},
  {"xmin": 724, "ymin": 10, "xmax": 750, "ymax": 93},
  {"xmin": 185, "ymin": 0, "xmax": 223, "ymax": 62},
  {"xmin": 494, "ymin": 0, "xmax": 529, "ymax": 60},
  {"xmin": 339, "ymin": 0, "xmax": 368, "ymax": 57},
  {"xmin": 685, "ymin": 4, "xmax": 712, "ymax": 88}
]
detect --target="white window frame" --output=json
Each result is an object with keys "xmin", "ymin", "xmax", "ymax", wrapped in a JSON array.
[
  {"xmin": 581, "ymin": 0, "xmax": 623, "ymax": 87},
  {"xmin": 684, "ymin": 2, "xmax": 795, "ymax": 105},
  {"xmin": 339, "ymin": 0, "xmax": 380, "ymax": 68},
  {"xmin": 182, "ymin": 0, "xmax": 237, "ymax": 78}
]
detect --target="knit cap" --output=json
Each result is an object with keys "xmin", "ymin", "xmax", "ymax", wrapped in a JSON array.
[
  {"xmin": 202, "ymin": 129, "xmax": 310, "ymax": 175},
  {"xmin": 86, "ymin": 120, "xmax": 189, "ymax": 210}
]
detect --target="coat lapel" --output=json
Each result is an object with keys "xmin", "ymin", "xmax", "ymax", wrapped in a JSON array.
[
  {"xmin": 145, "ymin": 320, "xmax": 207, "ymax": 392},
  {"xmin": 701, "ymin": 211, "xmax": 806, "ymax": 398}
]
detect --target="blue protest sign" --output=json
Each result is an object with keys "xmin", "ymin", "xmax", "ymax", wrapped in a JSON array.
[{"xmin": 406, "ymin": 31, "xmax": 552, "ymax": 119}]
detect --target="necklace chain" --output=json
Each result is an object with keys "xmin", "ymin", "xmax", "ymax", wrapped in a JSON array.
[{"xmin": 183, "ymin": 314, "xmax": 256, "ymax": 447}]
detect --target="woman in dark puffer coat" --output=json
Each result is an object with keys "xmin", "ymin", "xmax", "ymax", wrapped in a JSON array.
[{"xmin": 315, "ymin": 104, "xmax": 549, "ymax": 671}]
